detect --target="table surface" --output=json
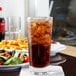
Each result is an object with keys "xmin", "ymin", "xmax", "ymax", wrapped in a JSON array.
[
  {"xmin": 59, "ymin": 45, "xmax": 76, "ymax": 76},
  {"xmin": 60, "ymin": 45, "xmax": 76, "ymax": 57}
]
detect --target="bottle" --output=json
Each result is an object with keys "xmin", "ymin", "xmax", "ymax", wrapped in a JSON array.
[{"xmin": 0, "ymin": 7, "xmax": 5, "ymax": 42}]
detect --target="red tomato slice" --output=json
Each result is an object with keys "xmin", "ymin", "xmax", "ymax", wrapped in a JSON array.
[
  {"xmin": 51, "ymin": 41, "xmax": 56, "ymax": 44},
  {"xmin": 24, "ymin": 56, "xmax": 29, "ymax": 62},
  {"xmin": 4, "ymin": 53, "xmax": 11, "ymax": 57}
]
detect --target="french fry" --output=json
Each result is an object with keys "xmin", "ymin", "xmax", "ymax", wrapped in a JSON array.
[
  {"xmin": 18, "ymin": 34, "xmax": 22, "ymax": 39},
  {"xmin": 0, "ymin": 35, "xmax": 28, "ymax": 50}
]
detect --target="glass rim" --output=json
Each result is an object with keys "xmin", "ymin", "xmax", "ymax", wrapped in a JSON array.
[{"xmin": 27, "ymin": 17, "xmax": 53, "ymax": 22}]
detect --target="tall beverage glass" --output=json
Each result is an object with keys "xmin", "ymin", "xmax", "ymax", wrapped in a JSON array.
[{"xmin": 27, "ymin": 17, "xmax": 53, "ymax": 75}]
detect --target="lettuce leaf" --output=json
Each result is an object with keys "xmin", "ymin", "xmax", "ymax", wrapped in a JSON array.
[
  {"xmin": 0, "ymin": 56, "xmax": 9, "ymax": 60},
  {"xmin": 4, "ymin": 57, "xmax": 22, "ymax": 65},
  {"xmin": 0, "ymin": 58, "xmax": 4, "ymax": 64}
]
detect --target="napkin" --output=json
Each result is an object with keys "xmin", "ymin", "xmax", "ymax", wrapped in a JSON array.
[{"xmin": 20, "ymin": 65, "xmax": 65, "ymax": 76}]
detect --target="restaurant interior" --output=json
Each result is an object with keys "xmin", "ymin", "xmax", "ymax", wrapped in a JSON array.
[{"xmin": 0, "ymin": 0, "xmax": 76, "ymax": 76}]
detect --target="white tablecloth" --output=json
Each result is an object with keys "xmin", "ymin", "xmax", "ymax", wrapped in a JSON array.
[{"xmin": 20, "ymin": 65, "xmax": 65, "ymax": 76}]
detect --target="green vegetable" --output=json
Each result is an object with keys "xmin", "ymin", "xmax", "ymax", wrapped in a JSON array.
[
  {"xmin": 0, "ymin": 58, "xmax": 4, "ymax": 64},
  {"xmin": 4, "ymin": 57, "xmax": 22, "ymax": 65},
  {"xmin": 12, "ymin": 51, "xmax": 16, "ymax": 57},
  {"xmin": 14, "ymin": 52, "xmax": 20, "ymax": 57},
  {"xmin": 0, "ymin": 56, "xmax": 9, "ymax": 60}
]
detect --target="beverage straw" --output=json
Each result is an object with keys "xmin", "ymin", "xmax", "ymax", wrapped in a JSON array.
[{"xmin": 49, "ymin": 0, "xmax": 54, "ymax": 16}]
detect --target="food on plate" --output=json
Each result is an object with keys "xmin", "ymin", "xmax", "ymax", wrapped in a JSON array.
[
  {"xmin": 51, "ymin": 41, "xmax": 56, "ymax": 44},
  {"xmin": 0, "ymin": 33, "xmax": 56, "ymax": 51},
  {"xmin": 0, "ymin": 35, "xmax": 28, "ymax": 50},
  {"xmin": 24, "ymin": 56, "xmax": 29, "ymax": 62},
  {"xmin": 0, "ymin": 50, "xmax": 29, "ymax": 65}
]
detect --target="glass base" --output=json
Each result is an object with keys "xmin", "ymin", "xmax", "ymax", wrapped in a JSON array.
[
  {"xmin": 29, "ymin": 65, "xmax": 52, "ymax": 76},
  {"xmin": 30, "ymin": 72, "xmax": 50, "ymax": 76}
]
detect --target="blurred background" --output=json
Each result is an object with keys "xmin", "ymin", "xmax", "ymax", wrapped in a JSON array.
[
  {"xmin": 0, "ymin": 0, "xmax": 76, "ymax": 46},
  {"xmin": 50, "ymin": 0, "xmax": 76, "ymax": 46}
]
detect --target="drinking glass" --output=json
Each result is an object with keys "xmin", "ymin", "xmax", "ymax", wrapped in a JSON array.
[
  {"xmin": 5, "ymin": 17, "xmax": 21, "ymax": 40},
  {"xmin": 27, "ymin": 17, "xmax": 53, "ymax": 75}
]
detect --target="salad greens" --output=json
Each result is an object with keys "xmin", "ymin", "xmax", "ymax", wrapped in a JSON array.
[
  {"xmin": 4, "ymin": 57, "xmax": 22, "ymax": 65},
  {"xmin": 0, "ymin": 56, "xmax": 9, "ymax": 60},
  {"xmin": 0, "ymin": 58, "xmax": 4, "ymax": 64},
  {"xmin": 0, "ymin": 50, "xmax": 28, "ymax": 65}
]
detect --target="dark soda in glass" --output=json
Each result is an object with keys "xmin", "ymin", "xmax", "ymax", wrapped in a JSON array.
[{"xmin": 27, "ymin": 17, "xmax": 52, "ymax": 68}]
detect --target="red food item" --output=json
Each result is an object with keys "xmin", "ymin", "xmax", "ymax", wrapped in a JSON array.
[
  {"xmin": 51, "ymin": 41, "xmax": 56, "ymax": 44},
  {"xmin": 24, "ymin": 56, "xmax": 29, "ymax": 62},
  {"xmin": 0, "ymin": 61, "xmax": 1, "ymax": 65},
  {"xmin": 4, "ymin": 53, "xmax": 11, "ymax": 57}
]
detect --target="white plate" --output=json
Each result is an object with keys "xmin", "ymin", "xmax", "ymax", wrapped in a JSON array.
[
  {"xmin": 51, "ymin": 42, "xmax": 66, "ymax": 56},
  {"xmin": 0, "ymin": 49, "xmax": 28, "ymax": 53},
  {"xmin": 0, "ymin": 63, "xmax": 29, "ymax": 68}
]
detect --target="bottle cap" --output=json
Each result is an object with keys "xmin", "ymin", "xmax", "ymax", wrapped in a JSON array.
[{"xmin": 0, "ymin": 7, "xmax": 2, "ymax": 11}]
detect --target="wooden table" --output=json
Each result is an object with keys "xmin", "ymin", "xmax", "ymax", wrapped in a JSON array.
[
  {"xmin": 60, "ymin": 46, "xmax": 76, "ymax": 57},
  {"xmin": 59, "ymin": 45, "xmax": 76, "ymax": 76}
]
